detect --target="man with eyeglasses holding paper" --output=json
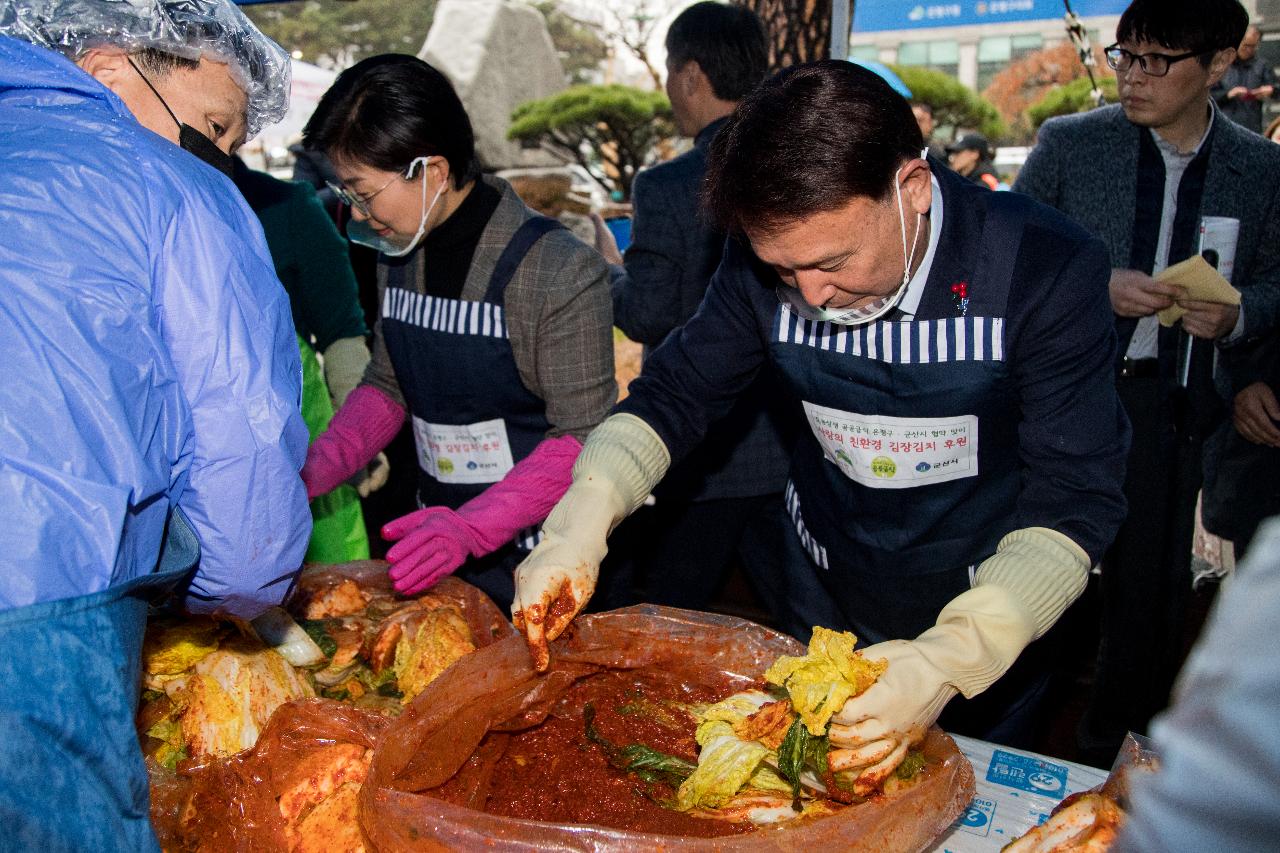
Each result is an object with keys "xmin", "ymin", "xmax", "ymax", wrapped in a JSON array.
[{"xmin": 1015, "ymin": 0, "xmax": 1280, "ymax": 767}]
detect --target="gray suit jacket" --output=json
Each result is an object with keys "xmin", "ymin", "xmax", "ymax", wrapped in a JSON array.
[
  {"xmin": 366, "ymin": 175, "xmax": 617, "ymax": 442},
  {"xmin": 1014, "ymin": 103, "xmax": 1280, "ymax": 387}
]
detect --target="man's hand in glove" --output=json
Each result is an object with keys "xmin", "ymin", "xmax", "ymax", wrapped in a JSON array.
[
  {"xmin": 511, "ymin": 479, "xmax": 616, "ymax": 671},
  {"xmin": 512, "ymin": 415, "xmax": 670, "ymax": 671},
  {"xmin": 348, "ymin": 452, "xmax": 390, "ymax": 497},
  {"xmin": 827, "ymin": 528, "xmax": 1090, "ymax": 795},
  {"xmin": 826, "ymin": 639, "xmax": 953, "ymax": 795}
]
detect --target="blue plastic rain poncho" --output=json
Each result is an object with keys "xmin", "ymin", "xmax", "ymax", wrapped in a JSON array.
[
  {"xmin": 0, "ymin": 30, "xmax": 311, "ymax": 851},
  {"xmin": 0, "ymin": 35, "xmax": 310, "ymax": 618}
]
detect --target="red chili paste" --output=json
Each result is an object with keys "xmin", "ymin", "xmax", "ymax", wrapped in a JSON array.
[{"xmin": 482, "ymin": 669, "xmax": 756, "ymax": 837}]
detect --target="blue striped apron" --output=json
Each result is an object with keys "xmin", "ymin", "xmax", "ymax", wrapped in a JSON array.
[
  {"xmin": 770, "ymin": 206, "xmax": 1023, "ymax": 643},
  {"xmin": 0, "ymin": 509, "xmax": 199, "ymax": 852},
  {"xmin": 378, "ymin": 217, "xmax": 564, "ymax": 605}
]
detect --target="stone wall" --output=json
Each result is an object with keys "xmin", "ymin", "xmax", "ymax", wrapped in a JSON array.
[{"xmin": 421, "ymin": 0, "xmax": 568, "ymax": 171}]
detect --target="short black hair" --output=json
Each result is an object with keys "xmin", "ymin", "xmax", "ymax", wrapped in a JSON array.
[
  {"xmin": 303, "ymin": 54, "xmax": 480, "ymax": 188},
  {"xmin": 1116, "ymin": 0, "xmax": 1249, "ymax": 68},
  {"xmin": 703, "ymin": 60, "xmax": 924, "ymax": 236},
  {"xmin": 664, "ymin": 1, "xmax": 768, "ymax": 102}
]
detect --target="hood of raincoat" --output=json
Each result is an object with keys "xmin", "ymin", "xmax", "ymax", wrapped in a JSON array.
[{"xmin": 0, "ymin": 34, "xmax": 310, "ymax": 617}]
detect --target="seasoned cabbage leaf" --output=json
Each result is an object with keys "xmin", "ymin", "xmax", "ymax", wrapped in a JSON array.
[
  {"xmin": 142, "ymin": 619, "xmax": 223, "ymax": 677},
  {"xmin": 392, "ymin": 605, "xmax": 476, "ymax": 702},
  {"xmin": 167, "ymin": 639, "xmax": 314, "ymax": 758},
  {"xmin": 764, "ymin": 627, "xmax": 886, "ymax": 735},
  {"xmin": 677, "ymin": 721, "xmax": 773, "ymax": 811}
]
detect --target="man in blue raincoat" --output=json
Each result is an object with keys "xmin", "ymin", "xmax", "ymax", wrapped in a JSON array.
[{"xmin": 0, "ymin": 1, "xmax": 310, "ymax": 848}]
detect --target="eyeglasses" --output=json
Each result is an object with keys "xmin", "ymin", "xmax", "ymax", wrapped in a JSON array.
[
  {"xmin": 1104, "ymin": 44, "xmax": 1204, "ymax": 78},
  {"xmin": 325, "ymin": 173, "xmax": 399, "ymax": 217}
]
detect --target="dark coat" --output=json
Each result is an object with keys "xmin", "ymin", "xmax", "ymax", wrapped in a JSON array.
[
  {"xmin": 232, "ymin": 158, "xmax": 368, "ymax": 351},
  {"xmin": 1211, "ymin": 58, "xmax": 1275, "ymax": 135},
  {"xmin": 1015, "ymin": 103, "xmax": 1280, "ymax": 542},
  {"xmin": 610, "ymin": 118, "xmax": 793, "ymax": 501},
  {"xmin": 1014, "ymin": 103, "xmax": 1280, "ymax": 380},
  {"xmin": 619, "ymin": 163, "xmax": 1130, "ymax": 565}
]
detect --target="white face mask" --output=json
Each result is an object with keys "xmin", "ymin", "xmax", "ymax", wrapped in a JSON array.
[
  {"xmin": 778, "ymin": 148, "xmax": 929, "ymax": 326},
  {"xmin": 347, "ymin": 156, "xmax": 444, "ymax": 257}
]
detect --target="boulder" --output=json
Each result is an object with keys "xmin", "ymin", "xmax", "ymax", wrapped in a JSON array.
[{"xmin": 421, "ymin": 0, "xmax": 567, "ymax": 171}]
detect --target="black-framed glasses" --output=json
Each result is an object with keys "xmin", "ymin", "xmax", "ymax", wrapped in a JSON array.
[
  {"xmin": 1104, "ymin": 44, "xmax": 1204, "ymax": 78},
  {"xmin": 325, "ymin": 173, "xmax": 398, "ymax": 217}
]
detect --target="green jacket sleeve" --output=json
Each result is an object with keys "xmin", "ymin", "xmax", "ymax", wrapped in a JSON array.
[{"xmin": 279, "ymin": 181, "xmax": 367, "ymax": 352}]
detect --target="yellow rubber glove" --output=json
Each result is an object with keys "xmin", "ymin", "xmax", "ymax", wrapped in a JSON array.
[
  {"xmin": 827, "ymin": 527, "xmax": 1089, "ymax": 794},
  {"xmin": 348, "ymin": 451, "xmax": 390, "ymax": 498},
  {"xmin": 512, "ymin": 414, "xmax": 670, "ymax": 670},
  {"xmin": 321, "ymin": 335, "xmax": 370, "ymax": 410}
]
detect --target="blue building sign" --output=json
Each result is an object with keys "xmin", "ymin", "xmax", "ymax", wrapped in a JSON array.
[{"xmin": 854, "ymin": 0, "xmax": 1130, "ymax": 32}]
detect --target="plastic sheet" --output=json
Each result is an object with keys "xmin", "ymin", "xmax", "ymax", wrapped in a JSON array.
[
  {"xmin": 152, "ymin": 699, "xmax": 387, "ymax": 850},
  {"xmin": 0, "ymin": 0, "xmax": 289, "ymax": 136},
  {"xmin": 1101, "ymin": 732, "xmax": 1160, "ymax": 809},
  {"xmin": 359, "ymin": 605, "xmax": 977, "ymax": 853},
  {"xmin": 1002, "ymin": 733, "xmax": 1159, "ymax": 852},
  {"xmin": 290, "ymin": 563, "xmax": 515, "ymax": 649}
]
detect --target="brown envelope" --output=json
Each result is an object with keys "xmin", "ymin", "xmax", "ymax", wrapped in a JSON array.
[{"xmin": 1156, "ymin": 255, "xmax": 1242, "ymax": 327}]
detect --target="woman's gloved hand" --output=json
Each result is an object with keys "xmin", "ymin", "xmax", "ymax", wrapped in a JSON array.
[
  {"xmin": 827, "ymin": 527, "xmax": 1090, "ymax": 795},
  {"xmin": 302, "ymin": 385, "xmax": 405, "ymax": 500},
  {"xmin": 382, "ymin": 434, "xmax": 583, "ymax": 596},
  {"xmin": 383, "ymin": 506, "xmax": 477, "ymax": 594},
  {"xmin": 321, "ymin": 335, "xmax": 371, "ymax": 411},
  {"xmin": 512, "ymin": 415, "xmax": 670, "ymax": 671}
]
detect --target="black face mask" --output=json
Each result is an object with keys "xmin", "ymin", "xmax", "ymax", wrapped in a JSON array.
[
  {"xmin": 128, "ymin": 58, "xmax": 235, "ymax": 179},
  {"xmin": 176, "ymin": 123, "xmax": 235, "ymax": 178}
]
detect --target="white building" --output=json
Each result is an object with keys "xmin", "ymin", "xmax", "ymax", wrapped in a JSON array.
[{"xmin": 849, "ymin": 0, "xmax": 1262, "ymax": 92}]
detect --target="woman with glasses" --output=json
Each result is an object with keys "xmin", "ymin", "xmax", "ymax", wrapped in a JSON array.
[{"xmin": 299, "ymin": 54, "xmax": 616, "ymax": 610}]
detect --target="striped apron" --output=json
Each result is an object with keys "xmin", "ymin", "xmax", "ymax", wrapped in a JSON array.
[{"xmin": 377, "ymin": 217, "xmax": 564, "ymax": 606}]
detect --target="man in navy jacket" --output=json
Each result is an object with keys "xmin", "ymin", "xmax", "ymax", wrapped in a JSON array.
[{"xmin": 514, "ymin": 62, "xmax": 1130, "ymax": 767}]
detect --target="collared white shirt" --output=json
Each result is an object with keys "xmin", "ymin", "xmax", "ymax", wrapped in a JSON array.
[
  {"xmin": 897, "ymin": 174, "xmax": 944, "ymax": 319},
  {"xmin": 1126, "ymin": 108, "xmax": 1216, "ymax": 360}
]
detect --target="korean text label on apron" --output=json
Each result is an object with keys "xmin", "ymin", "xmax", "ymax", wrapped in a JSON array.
[
  {"xmin": 411, "ymin": 415, "xmax": 515, "ymax": 484},
  {"xmin": 803, "ymin": 402, "xmax": 979, "ymax": 489},
  {"xmin": 774, "ymin": 309, "xmax": 1017, "ymax": 575},
  {"xmin": 768, "ymin": 194, "xmax": 1025, "ymax": 579},
  {"xmin": 379, "ymin": 216, "xmax": 564, "ymax": 511},
  {"xmin": 379, "ymin": 215, "xmax": 565, "ymax": 562}
]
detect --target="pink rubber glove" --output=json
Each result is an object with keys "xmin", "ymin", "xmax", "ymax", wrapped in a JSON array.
[
  {"xmin": 383, "ymin": 434, "xmax": 582, "ymax": 594},
  {"xmin": 301, "ymin": 384, "xmax": 406, "ymax": 500}
]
